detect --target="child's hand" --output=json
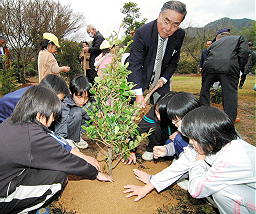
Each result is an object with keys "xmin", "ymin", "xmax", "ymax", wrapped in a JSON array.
[
  {"xmin": 123, "ymin": 183, "xmax": 154, "ymax": 202},
  {"xmin": 133, "ymin": 169, "xmax": 151, "ymax": 184},
  {"xmin": 96, "ymin": 172, "xmax": 113, "ymax": 182},
  {"xmin": 196, "ymin": 154, "xmax": 206, "ymax": 160},
  {"xmin": 121, "ymin": 152, "xmax": 136, "ymax": 165},
  {"xmin": 169, "ymin": 131, "xmax": 178, "ymax": 141},
  {"xmin": 153, "ymin": 146, "xmax": 167, "ymax": 159},
  {"xmin": 84, "ymin": 155, "xmax": 100, "ymax": 171}
]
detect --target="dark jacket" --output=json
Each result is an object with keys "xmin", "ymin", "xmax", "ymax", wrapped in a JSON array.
[
  {"xmin": 139, "ymin": 107, "xmax": 176, "ymax": 148},
  {"xmin": 0, "ymin": 119, "xmax": 98, "ymax": 197},
  {"xmin": 203, "ymin": 35, "xmax": 249, "ymax": 76},
  {"xmin": 89, "ymin": 31, "xmax": 105, "ymax": 70},
  {"xmin": 244, "ymin": 49, "xmax": 256, "ymax": 74},
  {"xmin": 128, "ymin": 20, "xmax": 185, "ymax": 92},
  {"xmin": 53, "ymin": 95, "xmax": 90, "ymax": 141},
  {"xmin": 199, "ymin": 49, "xmax": 209, "ymax": 69},
  {"xmin": 0, "ymin": 86, "xmax": 30, "ymax": 123}
]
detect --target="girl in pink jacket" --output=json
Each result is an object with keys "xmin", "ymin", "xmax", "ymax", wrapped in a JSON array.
[{"xmin": 94, "ymin": 40, "xmax": 113, "ymax": 78}]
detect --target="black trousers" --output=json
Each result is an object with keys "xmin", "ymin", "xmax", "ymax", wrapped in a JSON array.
[
  {"xmin": 0, "ymin": 168, "xmax": 67, "ymax": 214},
  {"xmin": 199, "ymin": 73, "xmax": 239, "ymax": 123},
  {"xmin": 86, "ymin": 69, "xmax": 97, "ymax": 85}
]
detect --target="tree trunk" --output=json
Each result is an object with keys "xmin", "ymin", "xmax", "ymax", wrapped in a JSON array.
[{"xmin": 107, "ymin": 148, "xmax": 113, "ymax": 176}]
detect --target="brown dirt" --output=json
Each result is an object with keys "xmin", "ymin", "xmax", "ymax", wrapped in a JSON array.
[{"xmin": 58, "ymin": 158, "xmax": 176, "ymax": 214}]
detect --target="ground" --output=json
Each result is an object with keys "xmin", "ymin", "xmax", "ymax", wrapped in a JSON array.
[
  {"xmin": 51, "ymin": 74, "xmax": 255, "ymax": 214},
  {"xmin": 1, "ymin": 74, "xmax": 255, "ymax": 213}
]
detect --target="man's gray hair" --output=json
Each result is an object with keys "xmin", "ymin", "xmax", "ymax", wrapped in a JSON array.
[
  {"xmin": 86, "ymin": 24, "xmax": 96, "ymax": 31},
  {"xmin": 161, "ymin": 1, "xmax": 187, "ymax": 18}
]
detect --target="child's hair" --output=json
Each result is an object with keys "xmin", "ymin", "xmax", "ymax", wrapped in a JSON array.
[
  {"xmin": 39, "ymin": 74, "xmax": 69, "ymax": 96},
  {"xmin": 82, "ymin": 41, "xmax": 89, "ymax": 46},
  {"xmin": 181, "ymin": 106, "xmax": 239, "ymax": 155},
  {"xmin": 155, "ymin": 91, "xmax": 178, "ymax": 125},
  {"xmin": 11, "ymin": 86, "xmax": 61, "ymax": 124},
  {"xmin": 101, "ymin": 49, "xmax": 110, "ymax": 55},
  {"xmin": 40, "ymin": 39, "xmax": 55, "ymax": 50},
  {"xmin": 167, "ymin": 92, "xmax": 200, "ymax": 120},
  {"xmin": 70, "ymin": 75, "xmax": 90, "ymax": 96}
]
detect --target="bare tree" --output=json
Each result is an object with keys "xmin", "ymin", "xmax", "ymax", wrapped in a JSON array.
[{"xmin": 0, "ymin": 0, "xmax": 85, "ymax": 83}]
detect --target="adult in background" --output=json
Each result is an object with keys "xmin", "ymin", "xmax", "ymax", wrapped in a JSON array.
[
  {"xmin": 38, "ymin": 33, "xmax": 70, "ymax": 82},
  {"xmin": 199, "ymin": 28, "xmax": 249, "ymax": 123},
  {"xmin": 199, "ymin": 39, "xmax": 212, "ymax": 72},
  {"xmin": 84, "ymin": 25, "xmax": 104, "ymax": 84},
  {"xmin": 0, "ymin": 34, "xmax": 11, "ymax": 69},
  {"xmin": 127, "ymin": 1, "xmax": 186, "ymax": 106},
  {"xmin": 79, "ymin": 41, "xmax": 91, "ymax": 76},
  {"xmin": 239, "ymin": 41, "xmax": 256, "ymax": 89}
]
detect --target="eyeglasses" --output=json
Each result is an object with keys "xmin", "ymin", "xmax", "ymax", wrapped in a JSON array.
[{"xmin": 160, "ymin": 15, "xmax": 180, "ymax": 29}]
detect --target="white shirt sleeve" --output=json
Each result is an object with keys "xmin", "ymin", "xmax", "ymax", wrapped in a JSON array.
[
  {"xmin": 133, "ymin": 88, "xmax": 143, "ymax": 96},
  {"xmin": 150, "ymin": 147, "xmax": 195, "ymax": 192}
]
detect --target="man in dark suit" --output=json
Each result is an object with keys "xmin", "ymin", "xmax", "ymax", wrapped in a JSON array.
[
  {"xmin": 199, "ymin": 29, "xmax": 249, "ymax": 123},
  {"xmin": 127, "ymin": 1, "xmax": 187, "ymax": 107},
  {"xmin": 84, "ymin": 25, "xmax": 104, "ymax": 84}
]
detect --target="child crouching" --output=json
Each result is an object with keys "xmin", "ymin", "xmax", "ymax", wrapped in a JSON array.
[{"xmin": 0, "ymin": 86, "xmax": 112, "ymax": 214}]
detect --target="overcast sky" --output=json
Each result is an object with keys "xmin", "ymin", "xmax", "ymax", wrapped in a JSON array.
[{"xmin": 58, "ymin": 0, "xmax": 255, "ymax": 41}]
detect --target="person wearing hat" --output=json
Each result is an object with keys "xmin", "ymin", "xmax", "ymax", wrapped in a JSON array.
[
  {"xmin": 94, "ymin": 40, "xmax": 113, "ymax": 78},
  {"xmin": 199, "ymin": 28, "xmax": 249, "ymax": 123},
  {"xmin": 38, "ymin": 33, "xmax": 70, "ymax": 82}
]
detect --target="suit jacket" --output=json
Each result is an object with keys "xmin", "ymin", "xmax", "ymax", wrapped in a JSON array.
[
  {"xmin": 89, "ymin": 31, "xmax": 104, "ymax": 70},
  {"xmin": 203, "ymin": 35, "xmax": 249, "ymax": 76},
  {"xmin": 127, "ymin": 20, "xmax": 185, "ymax": 93}
]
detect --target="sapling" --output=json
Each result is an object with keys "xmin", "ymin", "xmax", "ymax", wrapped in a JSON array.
[{"xmin": 82, "ymin": 38, "xmax": 148, "ymax": 175}]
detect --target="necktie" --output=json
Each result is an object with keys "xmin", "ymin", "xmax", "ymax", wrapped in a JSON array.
[{"xmin": 149, "ymin": 37, "xmax": 166, "ymax": 90}]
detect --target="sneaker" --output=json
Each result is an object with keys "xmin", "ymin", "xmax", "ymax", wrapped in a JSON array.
[
  {"xmin": 177, "ymin": 179, "xmax": 189, "ymax": 191},
  {"xmin": 74, "ymin": 137, "xmax": 88, "ymax": 149},
  {"xmin": 142, "ymin": 151, "xmax": 154, "ymax": 161},
  {"xmin": 36, "ymin": 207, "xmax": 50, "ymax": 214}
]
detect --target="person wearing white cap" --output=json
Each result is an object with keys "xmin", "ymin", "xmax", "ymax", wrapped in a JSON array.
[
  {"xmin": 94, "ymin": 40, "xmax": 113, "ymax": 78},
  {"xmin": 38, "ymin": 33, "xmax": 70, "ymax": 82}
]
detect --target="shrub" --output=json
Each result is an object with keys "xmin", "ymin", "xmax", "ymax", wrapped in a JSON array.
[
  {"xmin": 82, "ymin": 41, "xmax": 148, "ymax": 175},
  {"xmin": 56, "ymin": 40, "xmax": 83, "ymax": 80}
]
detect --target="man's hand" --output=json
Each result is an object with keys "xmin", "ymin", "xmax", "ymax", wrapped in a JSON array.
[
  {"xmin": 123, "ymin": 183, "xmax": 154, "ymax": 201},
  {"xmin": 156, "ymin": 79, "xmax": 165, "ymax": 88},
  {"xmin": 135, "ymin": 95, "xmax": 146, "ymax": 108},
  {"xmin": 153, "ymin": 146, "xmax": 167, "ymax": 159}
]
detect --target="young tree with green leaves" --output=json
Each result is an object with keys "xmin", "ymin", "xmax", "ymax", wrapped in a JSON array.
[{"xmin": 82, "ymin": 40, "xmax": 148, "ymax": 175}]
